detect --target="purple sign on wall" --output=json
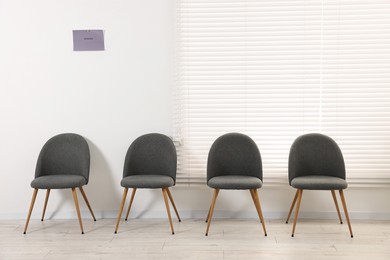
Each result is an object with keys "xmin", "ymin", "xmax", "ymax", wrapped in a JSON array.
[{"xmin": 73, "ymin": 30, "xmax": 105, "ymax": 51}]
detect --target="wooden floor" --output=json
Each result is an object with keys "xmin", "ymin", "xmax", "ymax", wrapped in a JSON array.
[{"xmin": 1, "ymin": 218, "xmax": 390, "ymax": 259}]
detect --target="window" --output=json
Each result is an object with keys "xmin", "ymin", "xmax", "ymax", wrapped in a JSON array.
[{"xmin": 174, "ymin": 0, "xmax": 390, "ymax": 184}]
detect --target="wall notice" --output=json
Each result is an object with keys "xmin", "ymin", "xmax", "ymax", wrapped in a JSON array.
[{"xmin": 73, "ymin": 30, "xmax": 105, "ymax": 51}]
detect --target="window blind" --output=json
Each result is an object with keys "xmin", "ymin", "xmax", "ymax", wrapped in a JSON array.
[{"xmin": 174, "ymin": 0, "xmax": 390, "ymax": 183}]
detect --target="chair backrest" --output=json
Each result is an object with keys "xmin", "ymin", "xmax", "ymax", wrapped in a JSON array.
[
  {"xmin": 288, "ymin": 133, "xmax": 346, "ymax": 185},
  {"xmin": 207, "ymin": 133, "xmax": 262, "ymax": 182},
  {"xmin": 123, "ymin": 133, "xmax": 177, "ymax": 182},
  {"xmin": 35, "ymin": 133, "xmax": 90, "ymax": 183}
]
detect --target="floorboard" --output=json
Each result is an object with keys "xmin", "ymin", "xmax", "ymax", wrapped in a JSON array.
[{"xmin": 1, "ymin": 218, "xmax": 389, "ymax": 259}]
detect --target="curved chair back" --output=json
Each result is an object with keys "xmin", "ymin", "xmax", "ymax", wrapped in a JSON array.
[
  {"xmin": 123, "ymin": 133, "xmax": 177, "ymax": 182},
  {"xmin": 35, "ymin": 133, "xmax": 90, "ymax": 183},
  {"xmin": 288, "ymin": 133, "xmax": 345, "ymax": 185},
  {"xmin": 207, "ymin": 133, "xmax": 262, "ymax": 182}
]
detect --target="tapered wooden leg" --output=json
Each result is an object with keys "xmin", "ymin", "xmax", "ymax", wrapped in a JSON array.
[
  {"xmin": 331, "ymin": 190, "xmax": 343, "ymax": 224},
  {"xmin": 24, "ymin": 189, "xmax": 38, "ymax": 234},
  {"xmin": 72, "ymin": 188, "xmax": 84, "ymax": 234},
  {"xmin": 125, "ymin": 188, "xmax": 137, "ymax": 221},
  {"xmin": 291, "ymin": 189, "xmax": 303, "ymax": 237},
  {"xmin": 286, "ymin": 190, "xmax": 299, "ymax": 224},
  {"xmin": 41, "ymin": 189, "xmax": 50, "ymax": 221},
  {"xmin": 205, "ymin": 204, "xmax": 212, "ymax": 223},
  {"xmin": 166, "ymin": 188, "xmax": 181, "ymax": 222},
  {"xmin": 162, "ymin": 188, "xmax": 175, "ymax": 235},
  {"xmin": 250, "ymin": 189, "xmax": 255, "ymax": 201},
  {"xmin": 249, "ymin": 190, "xmax": 261, "ymax": 223},
  {"xmin": 115, "ymin": 188, "xmax": 128, "ymax": 234},
  {"xmin": 205, "ymin": 189, "xmax": 219, "ymax": 236},
  {"xmin": 249, "ymin": 190, "xmax": 257, "ymax": 217},
  {"xmin": 79, "ymin": 186, "xmax": 96, "ymax": 221},
  {"xmin": 339, "ymin": 189, "xmax": 353, "ymax": 238},
  {"xmin": 252, "ymin": 189, "xmax": 267, "ymax": 236}
]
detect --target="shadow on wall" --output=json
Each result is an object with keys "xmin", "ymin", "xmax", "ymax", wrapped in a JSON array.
[
  {"xmin": 46, "ymin": 138, "xmax": 118, "ymax": 220},
  {"xmin": 83, "ymin": 138, "xmax": 118, "ymax": 218}
]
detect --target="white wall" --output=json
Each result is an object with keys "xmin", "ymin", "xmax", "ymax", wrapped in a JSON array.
[
  {"xmin": 0, "ymin": 0, "xmax": 389, "ymax": 221},
  {"xmin": 0, "ymin": 0, "xmax": 174, "ymax": 219}
]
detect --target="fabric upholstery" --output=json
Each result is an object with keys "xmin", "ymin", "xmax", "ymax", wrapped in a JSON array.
[
  {"xmin": 35, "ymin": 133, "xmax": 90, "ymax": 184},
  {"xmin": 208, "ymin": 175, "xmax": 262, "ymax": 190},
  {"xmin": 31, "ymin": 175, "xmax": 87, "ymax": 189},
  {"xmin": 207, "ymin": 133, "xmax": 262, "ymax": 189},
  {"xmin": 121, "ymin": 175, "xmax": 174, "ymax": 189},
  {"xmin": 291, "ymin": 175, "xmax": 347, "ymax": 190},
  {"xmin": 123, "ymin": 133, "xmax": 177, "ymax": 185},
  {"xmin": 288, "ymin": 133, "xmax": 347, "ymax": 190}
]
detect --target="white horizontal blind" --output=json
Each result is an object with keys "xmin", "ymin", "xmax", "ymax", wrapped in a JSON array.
[
  {"xmin": 174, "ymin": 0, "xmax": 390, "ymax": 182},
  {"xmin": 321, "ymin": 0, "xmax": 390, "ymax": 177}
]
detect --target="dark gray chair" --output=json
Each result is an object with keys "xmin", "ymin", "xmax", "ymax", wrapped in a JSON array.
[
  {"xmin": 286, "ymin": 133, "xmax": 353, "ymax": 237},
  {"xmin": 24, "ymin": 133, "xmax": 96, "ymax": 234},
  {"xmin": 205, "ymin": 133, "xmax": 267, "ymax": 236},
  {"xmin": 114, "ymin": 133, "xmax": 181, "ymax": 234}
]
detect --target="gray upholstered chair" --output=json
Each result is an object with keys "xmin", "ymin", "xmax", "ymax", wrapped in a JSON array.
[
  {"xmin": 114, "ymin": 133, "xmax": 181, "ymax": 234},
  {"xmin": 286, "ymin": 133, "xmax": 353, "ymax": 237},
  {"xmin": 205, "ymin": 133, "xmax": 267, "ymax": 236},
  {"xmin": 24, "ymin": 133, "xmax": 96, "ymax": 234}
]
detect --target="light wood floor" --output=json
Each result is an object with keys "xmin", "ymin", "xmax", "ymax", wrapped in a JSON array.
[{"xmin": 1, "ymin": 218, "xmax": 390, "ymax": 259}]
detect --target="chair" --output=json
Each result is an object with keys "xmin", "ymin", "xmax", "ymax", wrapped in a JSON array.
[
  {"xmin": 114, "ymin": 133, "xmax": 181, "ymax": 234},
  {"xmin": 286, "ymin": 133, "xmax": 353, "ymax": 237},
  {"xmin": 24, "ymin": 133, "xmax": 96, "ymax": 234},
  {"xmin": 205, "ymin": 133, "xmax": 267, "ymax": 236}
]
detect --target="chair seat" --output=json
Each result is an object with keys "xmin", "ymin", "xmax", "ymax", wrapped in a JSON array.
[
  {"xmin": 291, "ymin": 175, "xmax": 348, "ymax": 190},
  {"xmin": 208, "ymin": 175, "xmax": 262, "ymax": 190},
  {"xmin": 121, "ymin": 175, "xmax": 174, "ymax": 189},
  {"xmin": 31, "ymin": 175, "xmax": 87, "ymax": 189}
]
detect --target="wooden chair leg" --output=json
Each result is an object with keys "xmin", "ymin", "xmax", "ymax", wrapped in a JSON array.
[
  {"xmin": 79, "ymin": 186, "xmax": 96, "ymax": 221},
  {"xmin": 162, "ymin": 188, "xmax": 175, "ymax": 235},
  {"xmin": 24, "ymin": 189, "xmax": 38, "ymax": 234},
  {"xmin": 41, "ymin": 189, "xmax": 50, "ymax": 221},
  {"xmin": 339, "ymin": 189, "xmax": 353, "ymax": 238},
  {"xmin": 205, "ymin": 189, "xmax": 219, "ymax": 236},
  {"xmin": 205, "ymin": 204, "xmax": 212, "ymax": 223},
  {"xmin": 115, "ymin": 188, "xmax": 128, "ymax": 234},
  {"xmin": 249, "ymin": 190, "xmax": 261, "ymax": 223},
  {"xmin": 125, "ymin": 188, "xmax": 137, "ymax": 221},
  {"xmin": 291, "ymin": 189, "xmax": 303, "ymax": 237},
  {"xmin": 166, "ymin": 188, "xmax": 181, "ymax": 222},
  {"xmin": 252, "ymin": 189, "xmax": 267, "ymax": 236},
  {"xmin": 286, "ymin": 189, "xmax": 299, "ymax": 224},
  {"xmin": 72, "ymin": 188, "xmax": 84, "ymax": 234},
  {"xmin": 331, "ymin": 190, "xmax": 343, "ymax": 224}
]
